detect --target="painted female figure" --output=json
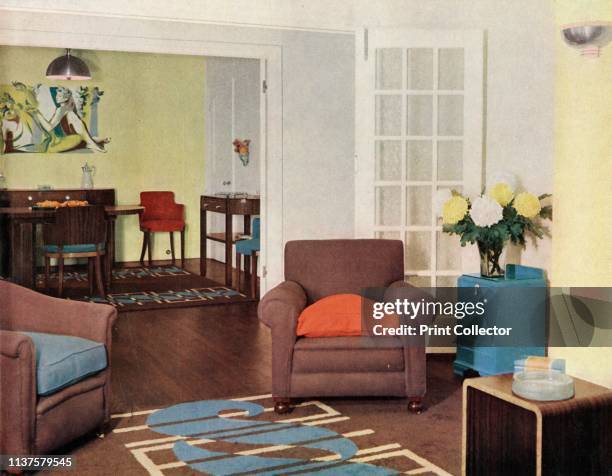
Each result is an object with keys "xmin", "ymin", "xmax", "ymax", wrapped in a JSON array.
[{"xmin": 20, "ymin": 84, "xmax": 109, "ymax": 153}]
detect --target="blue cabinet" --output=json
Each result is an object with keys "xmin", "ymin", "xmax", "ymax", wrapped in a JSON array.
[{"xmin": 453, "ymin": 265, "xmax": 547, "ymax": 376}]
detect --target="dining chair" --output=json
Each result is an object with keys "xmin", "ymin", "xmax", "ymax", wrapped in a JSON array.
[
  {"xmin": 43, "ymin": 205, "xmax": 107, "ymax": 298},
  {"xmin": 139, "ymin": 191, "xmax": 186, "ymax": 267},
  {"xmin": 235, "ymin": 217, "xmax": 260, "ymax": 298}
]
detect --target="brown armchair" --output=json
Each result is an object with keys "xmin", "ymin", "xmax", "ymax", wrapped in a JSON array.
[
  {"xmin": 258, "ymin": 239, "xmax": 431, "ymax": 414},
  {"xmin": 0, "ymin": 280, "xmax": 117, "ymax": 458}
]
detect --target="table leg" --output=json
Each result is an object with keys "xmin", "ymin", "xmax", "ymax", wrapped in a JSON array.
[
  {"xmin": 10, "ymin": 219, "xmax": 36, "ymax": 288},
  {"xmin": 243, "ymin": 215, "xmax": 251, "ymax": 280},
  {"xmin": 105, "ymin": 217, "xmax": 116, "ymax": 289},
  {"xmin": 225, "ymin": 212, "xmax": 233, "ymax": 286},
  {"xmin": 200, "ymin": 208, "xmax": 207, "ymax": 276}
]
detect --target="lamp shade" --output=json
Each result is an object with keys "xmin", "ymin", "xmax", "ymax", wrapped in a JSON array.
[{"xmin": 46, "ymin": 49, "xmax": 91, "ymax": 80}]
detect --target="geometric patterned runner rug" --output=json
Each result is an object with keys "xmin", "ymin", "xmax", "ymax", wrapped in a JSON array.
[
  {"xmin": 78, "ymin": 286, "xmax": 249, "ymax": 312},
  {"xmin": 108, "ymin": 394, "xmax": 453, "ymax": 475},
  {"xmin": 37, "ymin": 265, "xmax": 191, "ymax": 283}
]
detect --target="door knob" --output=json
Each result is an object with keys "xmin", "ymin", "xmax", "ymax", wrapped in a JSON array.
[{"xmin": 222, "ymin": 181, "xmax": 231, "ymax": 186}]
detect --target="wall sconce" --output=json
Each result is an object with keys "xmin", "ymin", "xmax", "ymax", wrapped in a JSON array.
[
  {"xmin": 562, "ymin": 23, "xmax": 612, "ymax": 58},
  {"xmin": 46, "ymin": 48, "xmax": 92, "ymax": 80}
]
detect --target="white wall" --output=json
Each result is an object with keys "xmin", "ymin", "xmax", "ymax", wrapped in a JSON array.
[
  {"xmin": 0, "ymin": 0, "xmax": 355, "ymax": 32},
  {"xmin": 352, "ymin": 0, "xmax": 556, "ymax": 273},
  {"xmin": 205, "ymin": 57, "xmax": 260, "ymax": 196}
]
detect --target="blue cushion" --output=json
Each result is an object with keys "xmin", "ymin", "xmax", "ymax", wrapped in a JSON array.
[
  {"xmin": 43, "ymin": 243, "xmax": 104, "ymax": 253},
  {"xmin": 252, "ymin": 218, "xmax": 260, "ymax": 239},
  {"xmin": 22, "ymin": 332, "xmax": 108, "ymax": 396},
  {"xmin": 236, "ymin": 238, "xmax": 260, "ymax": 255}
]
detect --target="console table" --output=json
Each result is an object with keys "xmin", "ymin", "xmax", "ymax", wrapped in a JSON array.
[
  {"xmin": 463, "ymin": 374, "xmax": 612, "ymax": 475},
  {"xmin": 200, "ymin": 194, "xmax": 260, "ymax": 287}
]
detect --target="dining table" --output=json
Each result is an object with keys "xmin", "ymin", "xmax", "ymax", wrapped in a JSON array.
[{"xmin": 0, "ymin": 205, "xmax": 144, "ymax": 289}]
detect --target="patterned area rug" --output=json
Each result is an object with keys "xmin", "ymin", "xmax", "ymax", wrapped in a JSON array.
[
  {"xmin": 34, "ymin": 265, "xmax": 254, "ymax": 311},
  {"xmin": 36, "ymin": 265, "xmax": 190, "ymax": 283},
  {"xmin": 79, "ymin": 286, "xmax": 248, "ymax": 311},
  {"xmin": 106, "ymin": 394, "xmax": 452, "ymax": 475}
]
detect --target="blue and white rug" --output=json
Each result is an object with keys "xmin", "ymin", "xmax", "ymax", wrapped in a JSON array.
[{"xmin": 110, "ymin": 394, "xmax": 452, "ymax": 475}]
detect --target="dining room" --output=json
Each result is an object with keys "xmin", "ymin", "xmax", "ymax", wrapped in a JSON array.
[{"xmin": 0, "ymin": 45, "xmax": 261, "ymax": 310}]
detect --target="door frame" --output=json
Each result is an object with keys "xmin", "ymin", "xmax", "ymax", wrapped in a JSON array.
[{"xmin": 0, "ymin": 12, "xmax": 283, "ymax": 292}]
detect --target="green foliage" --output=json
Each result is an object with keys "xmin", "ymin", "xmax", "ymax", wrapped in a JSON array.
[{"xmin": 443, "ymin": 197, "xmax": 552, "ymax": 249}]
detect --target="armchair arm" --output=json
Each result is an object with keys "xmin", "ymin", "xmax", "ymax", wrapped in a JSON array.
[
  {"xmin": 1, "ymin": 281, "xmax": 117, "ymax": 347},
  {"xmin": 258, "ymin": 280, "xmax": 307, "ymax": 331},
  {"xmin": 258, "ymin": 281, "xmax": 307, "ymax": 398},
  {"xmin": 173, "ymin": 203, "xmax": 185, "ymax": 219},
  {"xmin": 0, "ymin": 331, "xmax": 37, "ymax": 455}
]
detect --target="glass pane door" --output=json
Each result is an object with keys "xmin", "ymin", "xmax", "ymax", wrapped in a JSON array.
[{"xmin": 359, "ymin": 30, "xmax": 483, "ymax": 287}]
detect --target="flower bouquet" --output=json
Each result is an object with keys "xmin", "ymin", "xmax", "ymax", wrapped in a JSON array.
[{"xmin": 437, "ymin": 174, "xmax": 552, "ymax": 277}]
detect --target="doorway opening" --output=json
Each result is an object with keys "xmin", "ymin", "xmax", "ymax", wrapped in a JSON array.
[{"xmin": 203, "ymin": 57, "xmax": 263, "ymax": 296}]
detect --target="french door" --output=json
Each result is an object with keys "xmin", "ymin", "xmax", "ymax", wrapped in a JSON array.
[{"xmin": 355, "ymin": 28, "xmax": 484, "ymax": 287}]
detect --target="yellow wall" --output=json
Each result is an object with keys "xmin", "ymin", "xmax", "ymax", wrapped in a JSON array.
[
  {"xmin": 0, "ymin": 46, "xmax": 205, "ymax": 262},
  {"xmin": 550, "ymin": 0, "xmax": 612, "ymax": 387}
]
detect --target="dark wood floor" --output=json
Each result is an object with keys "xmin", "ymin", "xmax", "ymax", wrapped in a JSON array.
[{"xmin": 103, "ymin": 258, "xmax": 464, "ymax": 473}]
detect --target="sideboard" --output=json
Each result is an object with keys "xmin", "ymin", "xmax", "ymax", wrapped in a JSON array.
[{"xmin": 0, "ymin": 189, "xmax": 116, "ymax": 286}]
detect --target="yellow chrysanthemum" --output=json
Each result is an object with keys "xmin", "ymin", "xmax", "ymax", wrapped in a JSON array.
[
  {"xmin": 488, "ymin": 182, "xmax": 514, "ymax": 207},
  {"xmin": 514, "ymin": 192, "xmax": 541, "ymax": 218},
  {"xmin": 442, "ymin": 195, "xmax": 469, "ymax": 225}
]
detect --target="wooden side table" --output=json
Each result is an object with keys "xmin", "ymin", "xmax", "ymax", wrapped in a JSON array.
[
  {"xmin": 200, "ymin": 194, "xmax": 260, "ymax": 287},
  {"xmin": 462, "ymin": 374, "xmax": 612, "ymax": 475}
]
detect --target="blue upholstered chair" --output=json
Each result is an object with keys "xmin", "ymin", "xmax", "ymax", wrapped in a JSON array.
[
  {"xmin": 43, "ymin": 205, "xmax": 107, "ymax": 298},
  {"xmin": 235, "ymin": 217, "xmax": 260, "ymax": 297},
  {"xmin": 0, "ymin": 280, "xmax": 117, "ymax": 457}
]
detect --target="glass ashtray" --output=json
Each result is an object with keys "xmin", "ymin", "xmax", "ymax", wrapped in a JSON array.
[{"xmin": 512, "ymin": 371, "xmax": 575, "ymax": 401}]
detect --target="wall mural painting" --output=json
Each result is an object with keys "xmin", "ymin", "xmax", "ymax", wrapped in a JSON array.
[{"xmin": 0, "ymin": 81, "xmax": 109, "ymax": 154}]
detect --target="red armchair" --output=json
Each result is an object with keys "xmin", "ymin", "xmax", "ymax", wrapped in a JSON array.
[{"xmin": 139, "ymin": 191, "xmax": 186, "ymax": 267}]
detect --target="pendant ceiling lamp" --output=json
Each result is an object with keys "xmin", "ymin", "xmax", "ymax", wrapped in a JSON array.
[{"xmin": 46, "ymin": 48, "xmax": 91, "ymax": 80}]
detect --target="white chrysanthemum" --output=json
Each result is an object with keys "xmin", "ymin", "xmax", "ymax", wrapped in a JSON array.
[
  {"xmin": 489, "ymin": 170, "xmax": 518, "ymax": 191},
  {"xmin": 470, "ymin": 196, "xmax": 503, "ymax": 227},
  {"xmin": 434, "ymin": 189, "xmax": 453, "ymax": 216}
]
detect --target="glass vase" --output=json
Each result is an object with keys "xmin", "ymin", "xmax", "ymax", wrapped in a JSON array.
[{"xmin": 477, "ymin": 241, "xmax": 505, "ymax": 277}]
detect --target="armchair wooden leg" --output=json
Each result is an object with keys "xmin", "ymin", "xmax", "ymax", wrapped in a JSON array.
[
  {"xmin": 169, "ymin": 231, "xmax": 176, "ymax": 265},
  {"xmin": 147, "ymin": 232, "xmax": 153, "ymax": 266},
  {"xmin": 250, "ymin": 253, "xmax": 258, "ymax": 299},
  {"xmin": 139, "ymin": 231, "xmax": 148, "ymax": 264},
  {"xmin": 180, "ymin": 229, "xmax": 185, "ymax": 269},
  {"xmin": 58, "ymin": 256, "xmax": 64, "ymax": 298},
  {"xmin": 95, "ymin": 254, "xmax": 106, "ymax": 298},
  {"xmin": 97, "ymin": 420, "xmax": 112, "ymax": 438},
  {"xmin": 235, "ymin": 253, "xmax": 241, "ymax": 292},
  {"xmin": 273, "ymin": 398, "xmax": 292, "ymax": 414},
  {"xmin": 408, "ymin": 397, "xmax": 424, "ymax": 414}
]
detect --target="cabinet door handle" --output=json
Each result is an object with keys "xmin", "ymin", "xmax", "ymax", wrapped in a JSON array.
[
  {"xmin": 27, "ymin": 196, "xmax": 33, "ymax": 201},
  {"xmin": 215, "ymin": 205, "xmax": 221, "ymax": 209},
  {"xmin": 65, "ymin": 195, "xmax": 71, "ymax": 200}
]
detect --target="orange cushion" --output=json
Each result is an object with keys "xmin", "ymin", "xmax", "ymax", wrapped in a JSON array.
[{"xmin": 296, "ymin": 294, "xmax": 363, "ymax": 337}]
